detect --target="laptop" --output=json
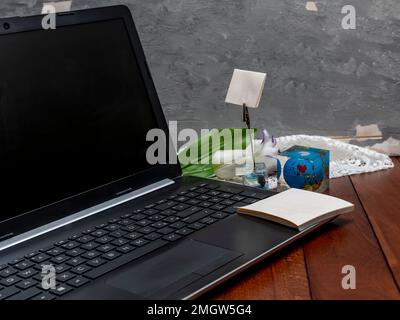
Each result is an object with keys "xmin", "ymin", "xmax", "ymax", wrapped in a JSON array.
[{"xmin": 0, "ymin": 5, "xmax": 328, "ymax": 300}]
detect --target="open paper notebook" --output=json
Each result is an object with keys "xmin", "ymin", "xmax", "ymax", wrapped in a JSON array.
[{"xmin": 237, "ymin": 189, "xmax": 354, "ymax": 231}]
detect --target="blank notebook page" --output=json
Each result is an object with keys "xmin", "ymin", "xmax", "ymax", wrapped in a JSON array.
[{"xmin": 239, "ymin": 188, "xmax": 354, "ymax": 226}]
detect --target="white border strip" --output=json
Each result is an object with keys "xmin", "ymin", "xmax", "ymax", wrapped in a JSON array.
[{"xmin": 0, "ymin": 178, "xmax": 174, "ymax": 252}]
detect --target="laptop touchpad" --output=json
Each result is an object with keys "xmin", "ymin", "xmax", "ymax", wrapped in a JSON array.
[{"xmin": 106, "ymin": 239, "xmax": 242, "ymax": 298}]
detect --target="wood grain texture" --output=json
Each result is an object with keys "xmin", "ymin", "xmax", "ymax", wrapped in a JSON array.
[
  {"xmin": 303, "ymin": 176, "xmax": 399, "ymax": 299},
  {"xmin": 211, "ymin": 247, "xmax": 311, "ymax": 300},
  {"xmin": 350, "ymin": 157, "xmax": 400, "ymax": 289}
]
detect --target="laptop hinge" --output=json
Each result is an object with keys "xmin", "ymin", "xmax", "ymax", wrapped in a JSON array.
[{"xmin": 0, "ymin": 178, "xmax": 175, "ymax": 252}]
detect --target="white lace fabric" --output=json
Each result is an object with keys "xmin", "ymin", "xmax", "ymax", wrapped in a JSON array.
[{"xmin": 277, "ymin": 135, "xmax": 394, "ymax": 178}]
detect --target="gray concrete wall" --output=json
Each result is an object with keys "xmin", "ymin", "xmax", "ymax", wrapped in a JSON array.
[{"xmin": 1, "ymin": 0, "xmax": 399, "ymax": 138}]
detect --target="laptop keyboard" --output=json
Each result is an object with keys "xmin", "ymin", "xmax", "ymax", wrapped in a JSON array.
[{"xmin": 0, "ymin": 182, "xmax": 269, "ymax": 300}]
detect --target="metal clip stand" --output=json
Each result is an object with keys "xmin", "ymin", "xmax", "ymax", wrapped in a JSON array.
[{"xmin": 243, "ymin": 103, "xmax": 256, "ymax": 171}]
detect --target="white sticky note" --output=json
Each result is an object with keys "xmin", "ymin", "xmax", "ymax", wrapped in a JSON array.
[
  {"xmin": 306, "ymin": 1, "xmax": 318, "ymax": 12},
  {"xmin": 225, "ymin": 69, "xmax": 266, "ymax": 108},
  {"xmin": 42, "ymin": 1, "xmax": 72, "ymax": 13}
]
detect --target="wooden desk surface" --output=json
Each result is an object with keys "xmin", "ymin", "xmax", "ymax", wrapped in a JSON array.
[{"xmin": 208, "ymin": 157, "xmax": 400, "ymax": 300}]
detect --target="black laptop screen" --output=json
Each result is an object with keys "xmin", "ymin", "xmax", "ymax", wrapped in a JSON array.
[{"xmin": 0, "ymin": 19, "xmax": 160, "ymax": 222}]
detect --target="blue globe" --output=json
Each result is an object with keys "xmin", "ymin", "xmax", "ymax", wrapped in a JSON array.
[{"xmin": 283, "ymin": 151, "xmax": 323, "ymax": 190}]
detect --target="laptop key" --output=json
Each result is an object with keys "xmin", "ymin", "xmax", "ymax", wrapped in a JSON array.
[
  {"xmin": 151, "ymin": 221, "xmax": 168, "ymax": 229},
  {"xmin": 111, "ymin": 238, "xmax": 130, "ymax": 246},
  {"xmin": 91, "ymin": 230, "xmax": 108, "ymax": 237},
  {"xmin": 24, "ymin": 252, "xmax": 39, "ymax": 259},
  {"xmin": 149, "ymin": 214, "xmax": 164, "ymax": 221},
  {"xmin": 1, "ymin": 275, "xmax": 21, "ymax": 286},
  {"xmin": 0, "ymin": 287, "xmax": 20, "ymax": 300},
  {"xmin": 17, "ymin": 268, "xmax": 38, "ymax": 279},
  {"xmin": 0, "ymin": 267, "xmax": 17, "ymax": 277},
  {"xmin": 87, "ymin": 258, "xmax": 107, "ymax": 267},
  {"xmin": 118, "ymin": 219, "xmax": 131, "ymax": 226},
  {"xmin": 220, "ymin": 199, "xmax": 235, "ymax": 206},
  {"xmin": 66, "ymin": 248, "xmax": 85, "ymax": 257},
  {"xmin": 85, "ymin": 239, "xmax": 168, "ymax": 280},
  {"xmin": 124, "ymin": 232, "xmax": 142, "ymax": 241},
  {"xmin": 69, "ymin": 234, "xmax": 81, "ymax": 240},
  {"xmin": 9, "ymin": 258, "xmax": 24, "ymax": 265},
  {"xmin": 97, "ymin": 244, "xmax": 115, "ymax": 253},
  {"xmin": 162, "ymin": 233, "xmax": 182, "ymax": 242},
  {"xmin": 81, "ymin": 228, "xmax": 95, "ymax": 235},
  {"xmin": 199, "ymin": 201, "xmax": 213, "ymax": 208},
  {"xmin": 217, "ymin": 186, "xmax": 242, "ymax": 194},
  {"xmin": 95, "ymin": 223, "xmax": 107, "ymax": 229},
  {"xmin": 109, "ymin": 230, "xmax": 128, "ymax": 238},
  {"xmin": 136, "ymin": 219, "xmax": 151, "ymax": 227},
  {"xmin": 231, "ymin": 195, "xmax": 245, "ymax": 202},
  {"xmin": 51, "ymin": 255, "xmax": 69, "ymax": 264},
  {"xmin": 209, "ymin": 197, "xmax": 223, "ymax": 203},
  {"xmin": 175, "ymin": 196, "xmax": 189, "ymax": 202},
  {"xmin": 104, "ymin": 224, "xmax": 119, "ymax": 232},
  {"xmin": 159, "ymin": 209, "xmax": 176, "ymax": 217},
  {"xmin": 200, "ymin": 217, "xmax": 217, "ymax": 225},
  {"xmin": 116, "ymin": 245, "xmax": 135, "ymax": 254},
  {"xmin": 70, "ymin": 265, "xmax": 91, "ymax": 275},
  {"xmin": 163, "ymin": 216, "xmax": 180, "ymax": 223},
  {"xmin": 175, "ymin": 228, "xmax": 194, "ymax": 236},
  {"xmin": 80, "ymin": 242, "xmax": 99, "ymax": 250},
  {"xmin": 50, "ymin": 284, "xmax": 73, "ymax": 296},
  {"xmin": 139, "ymin": 226, "xmax": 156, "ymax": 234},
  {"xmin": 131, "ymin": 239, "xmax": 149, "ymax": 247},
  {"xmin": 31, "ymin": 291, "xmax": 56, "ymax": 300},
  {"xmin": 16, "ymin": 279, "xmax": 37, "ymax": 289},
  {"xmin": 61, "ymin": 241, "xmax": 80, "ymax": 250},
  {"xmin": 172, "ymin": 203, "xmax": 190, "ymax": 211},
  {"xmin": 55, "ymin": 264, "xmax": 71, "ymax": 273},
  {"xmin": 210, "ymin": 204, "xmax": 225, "ymax": 211},
  {"xmin": 240, "ymin": 190, "xmax": 268, "ymax": 199},
  {"xmin": 185, "ymin": 192, "xmax": 200, "ymax": 198},
  {"xmin": 66, "ymin": 257, "xmax": 87, "ymax": 267},
  {"xmin": 131, "ymin": 213, "xmax": 146, "ymax": 221},
  {"xmin": 143, "ymin": 209, "xmax": 159, "ymax": 216},
  {"xmin": 102, "ymin": 251, "xmax": 121, "ymax": 260},
  {"xmin": 182, "ymin": 209, "xmax": 214, "ymax": 224},
  {"xmin": 176, "ymin": 206, "xmax": 202, "ymax": 218},
  {"xmin": 170, "ymin": 222, "xmax": 187, "ymax": 229},
  {"xmin": 57, "ymin": 272, "xmax": 75, "ymax": 282},
  {"xmin": 121, "ymin": 224, "xmax": 139, "ymax": 233},
  {"xmin": 156, "ymin": 227, "xmax": 175, "ymax": 235},
  {"xmin": 46, "ymin": 248, "xmax": 66, "ymax": 256},
  {"xmin": 211, "ymin": 212, "xmax": 228, "ymax": 219},
  {"xmin": 14, "ymin": 260, "xmax": 34, "ymax": 270},
  {"xmin": 155, "ymin": 201, "xmax": 177, "ymax": 211},
  {"xmin": 81, "ymin": 251, "xmax": 101, "ymax": 259},
  {"xmin": 223, "ymin": 206, "xmax": 237, "ymax": 214},
  {"xmin": 67, "ymin": 276, "xmax": 89, "ymax": 288},
  {"xmin": 188, "ymin": 222, "xmax": 206, "ymax": 230},
  {"xmin": 243, "ymin": 198, "xmax": 258, "ymax": 204},
  {"xmin": 144, "ymin": 233, "xmax": 162, "ymax": 241},
  {"xmin": 186, "ymin": 199, "xmax": 201, "ymax": 205},
  {"xmin": 95, "ymin": 236, "xmax": 113, "ymax": 244}
]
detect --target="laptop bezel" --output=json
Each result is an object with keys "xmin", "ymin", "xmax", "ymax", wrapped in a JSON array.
[{"xmin": 0, "ymin": 5, "xmax": 181, "ymax": 239}]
